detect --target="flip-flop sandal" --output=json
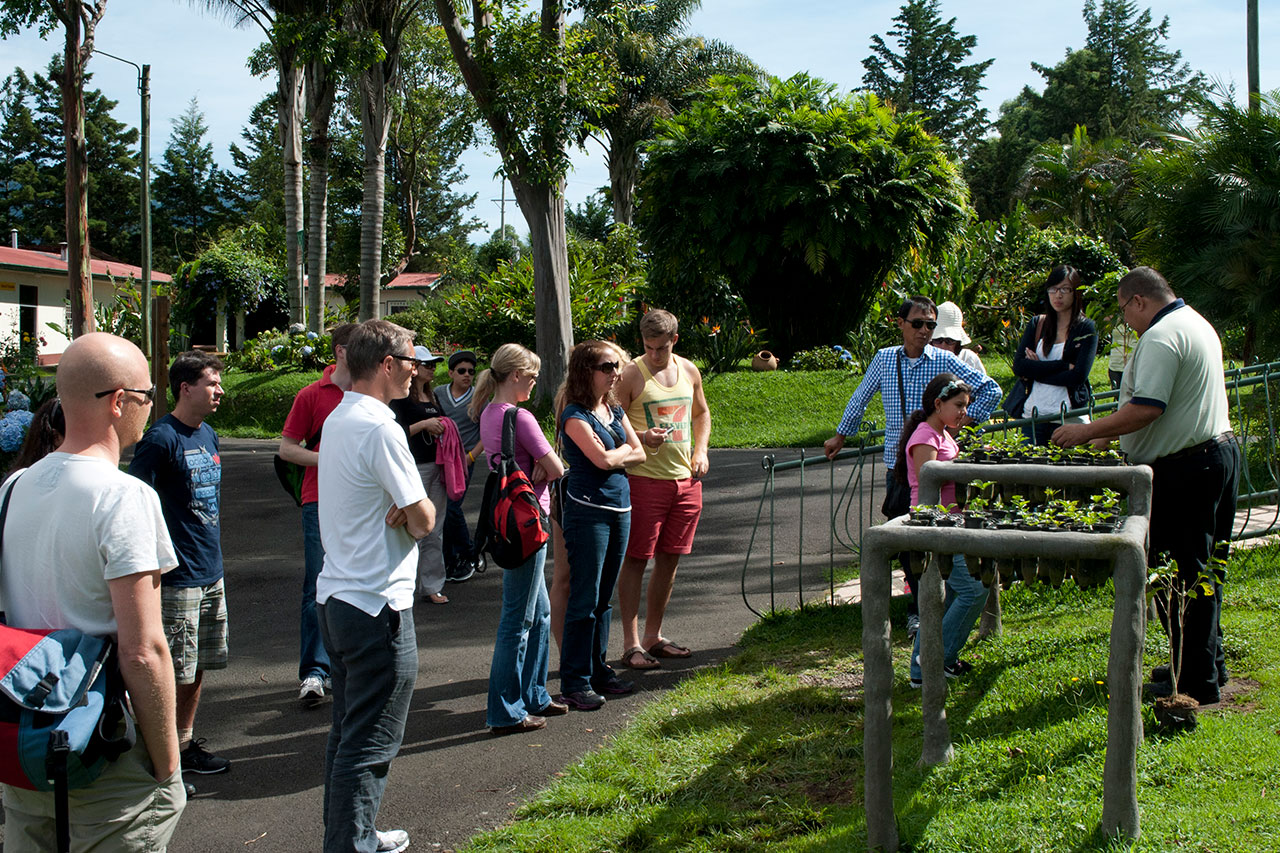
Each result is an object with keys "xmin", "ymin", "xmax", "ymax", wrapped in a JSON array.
[
  {"xmin": 427, "ymin": 592, "xmax": 449, "ymax": 605},
  {"xmin": 621, "ymin": 646, "xmax": 661, "ymax": 670},
  {"xmin": 646, "ymin": 639, "xmax": 692, "ymax": 659}
]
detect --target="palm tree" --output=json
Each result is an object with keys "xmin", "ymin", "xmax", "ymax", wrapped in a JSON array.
[
  {"xmin": 578, "ymin": 0, "xmax": 757, "ymax": 225},
  {"xmin": 198, "ymin": 0, "xmax": 309, "ymax": 326},
  {"xmin": 1018, "ymin": 124, "xmax": 1136, "ymax": 263},
  {"xmin": 351, "ymin": 0, "xmax": 425, "ymax": 321},
  {"xmin": 1130, "ymin": 90, "xmax": 1280, "ymax": 362}
]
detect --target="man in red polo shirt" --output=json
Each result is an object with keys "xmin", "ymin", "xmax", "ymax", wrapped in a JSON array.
[{"xmin": 278, "ymin": 323, "xmax": 357, "ymax": 707}]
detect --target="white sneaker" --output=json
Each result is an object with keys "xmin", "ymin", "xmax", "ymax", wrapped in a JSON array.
[
  {"xmin": 375, "ymin": 829, "xmax": 410, "ymax": 853},
  {"xmin": 299, "ymin": 675, "xmax": 325, "ymax": 708}
]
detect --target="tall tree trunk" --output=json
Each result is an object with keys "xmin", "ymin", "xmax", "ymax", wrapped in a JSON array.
[
  {"xmin": 278, "ymin": 59, "xmax": 306, "ymax": 325},
  {"xmin": 358, "ymin": 61, "xmax": 394, "ymax": 321},
  {"xmin": 305, "ymin": 58, "xmax": 336, "ymax": 332},
  {"xmin": 511, "ymin": 176, "xmax": 573, "ymax": 401},
  {"xmin": 608, "ymin": 137, "xmax": 639, "ymax": 226},
  {"xmin": 59, "ymin": 0, "xmax": 94, "ymax": 337}
]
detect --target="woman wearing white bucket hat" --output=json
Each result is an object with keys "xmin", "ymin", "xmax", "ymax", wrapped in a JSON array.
[{"xmin": 931, "ymin": 301, "xmax": 986, "ymax": 375}]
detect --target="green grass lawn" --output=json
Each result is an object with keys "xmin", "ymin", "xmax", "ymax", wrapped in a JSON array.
[
  {"xmin": 702, "ymin": 357, "xmax": 1113, "ymax": 448},
  {"xmin": 461, "ymin": 543, "xmax": 1280, "ymax": 852}
]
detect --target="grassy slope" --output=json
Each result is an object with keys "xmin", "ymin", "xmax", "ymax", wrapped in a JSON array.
[
  {"xmin": 702, "ymin": 358, "xmax": 1113, "ymax": 448},
  {"xmin": 462, "ymin": 544, "xmax": 1280, "ymax": 852}
]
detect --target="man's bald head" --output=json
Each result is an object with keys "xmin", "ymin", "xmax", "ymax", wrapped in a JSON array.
[{"xmin": 58, "ymin": 333, "xmax": 150, "ymax": 408}]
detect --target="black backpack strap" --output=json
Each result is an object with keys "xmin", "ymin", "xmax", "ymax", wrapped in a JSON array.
[{"xmin": 501, "ymin": 406, "xmax": 519, "ymax": 460}]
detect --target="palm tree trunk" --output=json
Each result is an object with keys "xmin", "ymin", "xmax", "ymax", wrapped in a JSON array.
[
  {"xmin": 511, "ymin": 175, "xmax": 573, "ymax": 401},
  {"xmin": 305, "ymin": 58, "xmax": 335, "ymax": 332},
  {"xmin": 278, "ymin": 60, "xmax": 306, "ymax": 325},
  {"xmin": 358, "ymin": 62, "xmax": 394, "ymax": 321},
  {"xmin": 608, "ymin": 137, "xmax": 640, "ymax": 226}
]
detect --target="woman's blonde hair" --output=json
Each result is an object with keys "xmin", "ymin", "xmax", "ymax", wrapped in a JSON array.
[{"xmin": 469, "ymin": 343, "xmax": 540, "ymax": 420}]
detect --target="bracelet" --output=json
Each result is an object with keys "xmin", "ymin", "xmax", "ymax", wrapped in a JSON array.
[{"xmin": 467, "ymin": 450, "xmax": 475, "ymax": 463}]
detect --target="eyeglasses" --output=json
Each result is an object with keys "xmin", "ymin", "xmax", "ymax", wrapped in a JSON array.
[
  {"xmin": 1047, "ymin": 286, "xmax": 1075, "ymax": 296},
  {"xmin": 453, "ymin": 367, "xmax": 475, "ymax": 375},
  {"xmin": 907, "ymin": 318, "xmax": 938, "ymax": 330},
  {"xmin": 1119, "ymin": 293, "xmax": 1138, "ymax": 313},
  {"xmin": 594, "ymin": 361, "xmax": 620, "ymax": 374},
  {"xmin": 95, "ymin": 385, "xmax": 156, "ymax": 402},
  {"xmin": 389, "ymin": 354, "xmax": 419, "ymax": 367}
]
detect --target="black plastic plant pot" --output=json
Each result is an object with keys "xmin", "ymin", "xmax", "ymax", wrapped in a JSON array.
[
  {"xmin": 935, "ymin": 515, "xmax": 959, "ymax": 528},
  {"xmin": 963, "ymin": 513, "xmax": 986, "ymax": 529},
  {"xmin": 908, "ymin": 510, "xmax": 933, "ymax": 525}
]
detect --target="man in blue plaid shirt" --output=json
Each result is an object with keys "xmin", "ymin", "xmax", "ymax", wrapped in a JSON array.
[{"xmin": 823, "ymin": 296, "xmax": 1001, "ymax": 472}]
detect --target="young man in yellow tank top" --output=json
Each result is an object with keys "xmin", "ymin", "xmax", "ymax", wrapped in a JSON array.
[{"xmin": 615, "ymin": 309, "xmax": 712, "ymax": 669}]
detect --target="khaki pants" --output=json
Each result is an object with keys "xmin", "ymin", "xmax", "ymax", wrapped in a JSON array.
[{"xmin": 2, "ymin": 728, "xmax": 186, "ymax": 852}]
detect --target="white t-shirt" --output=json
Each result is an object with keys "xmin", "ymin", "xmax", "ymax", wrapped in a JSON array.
[
  {"xmin": 0, "ymin": 453, "xmax": 177, "ymax": 637},
  {"xmin": 1025, "ymin": 340, "xmax": 1071, "ymax": 418},
  {"xmin": 317, "ymin": 391, "xmax": 427, "ymax": 615}
]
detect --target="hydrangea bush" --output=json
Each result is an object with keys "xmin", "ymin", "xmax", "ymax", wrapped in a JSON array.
[
  {"xmin": 789, "ymin": 345, "xmax": 859, "ymax": 372},
  {"xmin": 228, "ymin": 326, "xmax": 334, "ymax": 373}
]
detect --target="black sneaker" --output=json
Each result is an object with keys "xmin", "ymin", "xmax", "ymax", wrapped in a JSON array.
[
  {"xmin": 943, "ymin": 660, "xmax": 973, "ymax": 679},
  {"xmin": 593, "ymin": 675, "xmax": 635, "ymax": 695},
  {"xmin": 560, "ymin": 690, "xmax": 605, "ymax": 711},
  {"xmin": 181, "ymin": 738, "xmax": 230, "ymax": 775},
  {"xmin": 446, "ymin": 560, "xmax": 476, "ymax": 583}
]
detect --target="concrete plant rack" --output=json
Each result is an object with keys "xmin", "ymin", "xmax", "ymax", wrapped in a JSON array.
[{"xmin": 859, "ymin": 460, "xmax": 1154, "ymax": 852}]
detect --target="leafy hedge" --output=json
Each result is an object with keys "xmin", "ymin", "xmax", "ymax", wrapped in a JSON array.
[{"xmin": 206, "ymin": 370, "xmax": 320, "ymax": 437}]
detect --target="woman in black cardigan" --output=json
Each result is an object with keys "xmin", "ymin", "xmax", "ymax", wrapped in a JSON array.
[{"xmin": 1006, "ymin": 266, "xmax": 1098, "ymax": 445}]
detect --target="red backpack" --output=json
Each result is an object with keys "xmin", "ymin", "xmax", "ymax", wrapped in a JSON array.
[{"xmin": 474, "ymin": 407, "xmax": 550, "ymax": 569}]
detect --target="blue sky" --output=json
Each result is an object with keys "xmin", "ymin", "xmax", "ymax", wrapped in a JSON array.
[{"xmin": 4, "ymin": 0, "xmax": 1275, "ymax": 243}]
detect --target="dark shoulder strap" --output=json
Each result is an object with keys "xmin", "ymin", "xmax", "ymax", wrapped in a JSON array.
[
  {"xmin": 895, "ymin": 350, "xmax": 907, "ymax": 422},
  {"xmin": 502, "ymin": 406, "xmax": 520, "ymax": 460},
  {"xmin": 0, "ymin": 472, "xmax": 24, "ymax": 615}
]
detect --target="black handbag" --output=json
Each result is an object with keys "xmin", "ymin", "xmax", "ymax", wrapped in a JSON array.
[
  {"xmin": 882, "ymin": 351, "xmax": 912, "ymax": 518},
  {"xmin": 1003, "ymin": 376, "xmax": 1031, "ymax": 418}
]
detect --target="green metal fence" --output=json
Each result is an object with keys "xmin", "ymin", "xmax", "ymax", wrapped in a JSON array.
[{"xmin": 741, "ymin": 360, "xmax": 1280, "ymax": 616}]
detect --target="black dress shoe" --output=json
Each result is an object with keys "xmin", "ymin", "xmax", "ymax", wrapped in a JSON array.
[{"xmin": 490, "ymin": 714, "xmax": 547, "ymax": 736}]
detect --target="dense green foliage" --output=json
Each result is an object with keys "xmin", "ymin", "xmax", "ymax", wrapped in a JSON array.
[
  {"xmin": 965, "ymin": 0, "xmax": 1206, "ymax": 222},
  {"xmin": 170, "ymin": 226, "xmax": 288, "ymax": 331},
  {"xmin": 861, "ymin": 0, "xmax": 992, "ymax": 156},
  {"xmin": 151, "ymin": 98, "xmax": 228, "ymax": 268},
  {"xmin": 0, "ymin": 63, "xmax": 140, "ymax": 261},
  {"xmin": 1129, "ymin": 91, "xmax": 1280, "ymax": 363},
  {"xmin": 638, "ymin": 73, "xmax": 970, "ymax": 360}
]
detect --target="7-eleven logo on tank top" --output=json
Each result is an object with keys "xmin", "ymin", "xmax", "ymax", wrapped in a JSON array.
[{"xmin": 642, "ymin": 399, "xmax": 689, "ymax": 444}]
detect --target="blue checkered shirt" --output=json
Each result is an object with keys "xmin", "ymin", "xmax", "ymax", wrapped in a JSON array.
[{"xmin": 835, "ymin": 345, "xmax": 1002, "ymax": 468}]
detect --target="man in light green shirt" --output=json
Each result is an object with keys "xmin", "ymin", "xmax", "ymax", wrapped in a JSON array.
[{"xmin": 1053, "ymin": 267, "xmax": 1240, "ymax": 705}]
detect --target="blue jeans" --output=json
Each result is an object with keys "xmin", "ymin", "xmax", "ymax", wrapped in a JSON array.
[
  {"xmin": 443, "ymin": 461, "xmax": 475, "ymax": 568},
  {"xmin": 300, "ymin": 503, "xmax": 331, "ymax": 681},
  {"xmin": 910, "ymin": 555, "xmax": 990, "ymax": 680},
  {"xmin": 486, "ymin": 544, "xmax": 552, "ymax": 727},
  {"xmin": 560, "ymin": 503, "xmax": 631, "ymax": 694},
  {"xmin": 319, "ymin": 598, "xmax": 417, "ymax": 853}
]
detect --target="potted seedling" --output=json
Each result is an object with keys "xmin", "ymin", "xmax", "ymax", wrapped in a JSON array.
[
  {"xmin": 1147, "ymin": 554, "xmax": 1218, "ymax": 731},
  {"xmin": 964, "ymin": 488, "xmax": 990, "ymax": 529}
]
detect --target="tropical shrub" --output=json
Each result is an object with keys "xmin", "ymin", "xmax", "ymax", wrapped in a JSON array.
[
  {"xmin": 228, "ymin": 326, "xmax": 333, "ymax": 373},
  {"xmin": 637, "ymin": 73, "xmax": 970, "ymax": 359},
  {"xmin": 790, "ymin": 345, "xmax": 859, "ymax": 372}
]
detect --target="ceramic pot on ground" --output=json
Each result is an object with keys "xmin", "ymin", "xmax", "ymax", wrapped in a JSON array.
[{"xmin": 752, "ymin": 350, "xmax": 779, "ymax": 371}]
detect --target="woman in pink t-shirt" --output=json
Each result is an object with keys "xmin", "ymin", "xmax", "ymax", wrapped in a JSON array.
[
  {"xmin": 471, "ymin": 343, "xmax": 567, "ymax": 735},
  {"xmin": 893, "ymin": 373, "xmax": 991, "ymax": 687}
]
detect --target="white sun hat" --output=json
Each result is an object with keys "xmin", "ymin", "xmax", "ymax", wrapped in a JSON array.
[{"xmin": 932, "ymin": 301, "xmax": 971, "ymax": 346}]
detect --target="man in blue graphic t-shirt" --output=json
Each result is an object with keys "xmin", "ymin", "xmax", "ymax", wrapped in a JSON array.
[{"xmin": 129, "ymin": 350, "xmax": 232, "ymax": 778}]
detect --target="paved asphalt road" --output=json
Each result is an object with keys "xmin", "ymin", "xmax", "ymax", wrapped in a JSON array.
[{"xmin": 2, "ymin": 439, "xmax": 880, "ymax": 853}]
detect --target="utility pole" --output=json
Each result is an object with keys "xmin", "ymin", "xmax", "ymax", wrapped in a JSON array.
[
  {"xmin": 94, "ymin": 49, "xmax": 152, "ymax": 355},
  {"xmin": 1247, "ymin": 0, "xmax": 1259, "ymax": 112},
  {"xmin": 491, "ymin": 177, "xmax": 518, "ymax": 250}
]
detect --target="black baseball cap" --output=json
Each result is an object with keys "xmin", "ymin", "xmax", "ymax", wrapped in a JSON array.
[{"xmin": 448, "ymin": 350, "xmax": 478, "ymax": 370}]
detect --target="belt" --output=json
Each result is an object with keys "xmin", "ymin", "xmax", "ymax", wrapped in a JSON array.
[{"xmin": 1157, "ymin": 431, "xmax": 1235, "ymax": 463}]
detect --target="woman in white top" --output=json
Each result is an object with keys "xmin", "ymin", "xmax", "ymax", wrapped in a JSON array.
[{"xmin": 1010, "ymin": 266, "xmax": 1099, "ymax": 445}]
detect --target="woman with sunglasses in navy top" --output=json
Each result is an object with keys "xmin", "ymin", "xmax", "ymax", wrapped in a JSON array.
[{"xmin": 556, "ymin": 341, "xmax": 646, "ymax": 711}]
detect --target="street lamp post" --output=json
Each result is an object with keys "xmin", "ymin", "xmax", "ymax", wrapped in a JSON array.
[{"xmin": 92, "ymin": 49, "xmax": 152, "ymax": 357}]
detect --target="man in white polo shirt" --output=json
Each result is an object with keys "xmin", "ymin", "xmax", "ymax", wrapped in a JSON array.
[
  {"xmin": 316, "ymin": 319, "xmax": 434, "ymax": 853},
  {"xmin": 1053, "ymin": 266, "xmax": 1240, "ymax": 706}
]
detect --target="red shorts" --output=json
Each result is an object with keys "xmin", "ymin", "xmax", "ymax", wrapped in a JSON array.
[{"xmin": 625, "ymin": 475, "xmax": 703, "ymax": 559}]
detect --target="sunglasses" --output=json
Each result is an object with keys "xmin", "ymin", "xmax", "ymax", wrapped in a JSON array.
[
  {"xmin": 452, "ymin": 367, "xmax": 475, "ymax": 375},
  {"xmin": 594, "ymin": 361, "xmax": 620, "ymax": 374},
  {"xmin": 95, "ymin": 385, "xmax": 156, "ymax": 402},
  {"xmin": 389, "ymin": 354, "xmax": 419, "ymax": 367},
  {"xmin": 906, "ymin": 319, "xmax": 938, "ymax": 330}
]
